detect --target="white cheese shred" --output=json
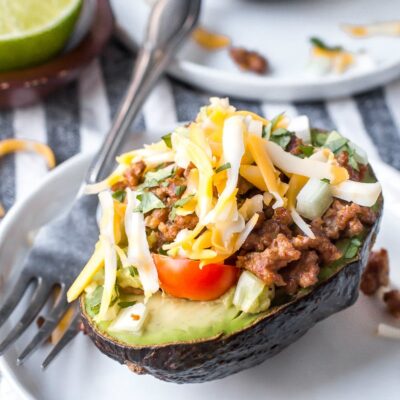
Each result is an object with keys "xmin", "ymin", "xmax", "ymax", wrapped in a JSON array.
[
  {"xmin": 377, "ymin": 323, "xmax": 400, "ymax": 340},
  {"xmin": 125, "ymin": 189, "xmax": 159, "ymax": 298}
]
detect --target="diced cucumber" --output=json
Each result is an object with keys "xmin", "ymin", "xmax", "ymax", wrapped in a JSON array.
[
  {"xmin": 296, "ymin": 178, "xmax": 333, "ymax": 220},
  {"xmin": 233, "ymin": 271, "xmax": 275, "ymax": 314},
  {"xmin": 348, "ymin": 141, "xmax": 368, "ymax": 165},
  {"xmin": 324, "ymin": 130, "xmax": 348, "ymax": 153},
  {"xmin": 325, "ymin": 130, "xmax": 342, "ymax": 144}
]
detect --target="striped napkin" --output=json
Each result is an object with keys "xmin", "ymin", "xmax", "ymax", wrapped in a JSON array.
[{"xmin": 1, "ymin": 38, "xmax": 400, "ymax": 397}]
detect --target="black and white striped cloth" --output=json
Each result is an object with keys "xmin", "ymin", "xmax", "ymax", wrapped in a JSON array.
[{"xmin": 1, "ymin": 39, "xmax": 400, "ymax": 213}]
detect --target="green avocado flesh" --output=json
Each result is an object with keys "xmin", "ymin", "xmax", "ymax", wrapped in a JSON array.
[
  {"xmin": 83, "ymin": 235, "xmax": 363, "ymax": 347},
  {"xmin": 85, "ymin": 292, "xmax": 263, "ymax": 346}
]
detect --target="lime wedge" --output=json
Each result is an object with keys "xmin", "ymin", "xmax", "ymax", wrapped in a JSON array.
[{"xmin": 0, "ymin": 0, "xmax": 82, "ymax": 71}]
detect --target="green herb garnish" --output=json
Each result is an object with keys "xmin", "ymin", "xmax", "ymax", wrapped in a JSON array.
[
  {"xmin": 129, "ymin": 266, "xmax": 138, "ymax": 277},
  {"xmin": 325, "ymin": 138, "xmax": 348, "ymax": 153},
  {"xmin": 321, "ymin": 178, "xmax": 330, "ymax": 183},
  {"xmin": 262, "ymin": 112, "xmax": 285, "ymax": 139},
  {"xmin": 311, "ymin": 130, "xmax": 328, "ymax": 147},
  {"xmin": 270, "ymin": 128, "xmax": 293, "ymax": 150},
  {"xmin": 144, "ymin": 165, "xmax": 174, "ymax": 183},
  {"xmin": 215, "ymin": 162, "xmax": 231, "ymax": 173},
  {"xmin": 299, "ymin": 145, "xmax": 314, "ymax": 158},
  {"xmin": 174, "ymin": 185, "xmax": 187, "ymax": 196},
  {"xmin": 162, "ymin": 133, "xmax": 172, "ymax": 148},
  {"xmin": 310, "ymin": 37, "xmax": 343, "ymax": 52},
  {"xmin": 133, "ymin": 192, "xmax": 165, "ymax": 214},
  {"xmin": 344, "ymin": 238, "xmax": 362, "ymax": 259},
  {"xmin": 112, "ymin": 190, "xmax": 126, "ymax": 203},
  {"xmin": 118, "ymin": 301, "xmax": 137, "ymax": 309},
  {"xmin": 169, "ymin": 195, "xmax": 195, "ymax": 221},
  {"xmin": 87, "ymin": 286, "xmax": 103, "ymax": 315}
]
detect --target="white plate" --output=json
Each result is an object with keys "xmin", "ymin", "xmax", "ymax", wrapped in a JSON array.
[
  {"xmin": 111, "ymin": 0, "xmax": 400, "ymax": 101},
  {"xmin": 1, "ymin": 151, "xmax": 400, "ymax": 399}
]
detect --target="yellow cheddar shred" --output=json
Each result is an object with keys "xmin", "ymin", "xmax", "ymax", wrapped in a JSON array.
[
  {"xmin": 67, "ymin": 242, "xmax": 104, "ymax": 302},
  {"xmin": 192, "ymin": 27, "xmax": 231, "ymax": 50},
  {"xmin": 246, "ymin": 134, "xmax": 283, "ymax": 206},
  {"xmin": 239, "ymin": 165, "xmax": 268, "ymax": 192},
  {"xmin": 0, "ymin": 138, "xmax": 55, "ymax": 168}
]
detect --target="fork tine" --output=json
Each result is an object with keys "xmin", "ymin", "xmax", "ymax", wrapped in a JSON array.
[
  {"xmin": 16, "ymin": 292, "xmax": 71, "ymax": 365},
  {"xmin": 41, "ymin": 312, "xmax": 81, "ymax": 370},
  {"xmin": 0, "ymin": 275, "xmax": 33, "ymax": 328},
  {"xmin": 0, "ymin": 278, "xmax": 51, "ymax": 356}
]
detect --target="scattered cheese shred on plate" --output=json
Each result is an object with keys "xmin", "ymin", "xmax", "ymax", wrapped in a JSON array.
[
  {"xmin": 342, "ymin": 21, "xmax": 400, "ymax": 38},
  {"xmin": 192, "ymin": 27, "xmax": 231, "ymax": 50},
  {"xmin": 377, "ymin": 323, "xmax": 400, "ymax": 340},
  {"xmin": 0, "ymin": 138, "xmax": 55, "ymax": 169}
]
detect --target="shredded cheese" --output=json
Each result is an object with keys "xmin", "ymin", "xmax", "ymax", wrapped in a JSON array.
[
  {"xmin": 125, "ymin": 189, "xmax": 159, "ymax": 298},
  {"xmin": 247, "ymin": 134, "xmax": 284, "ymax": 208},
  {"xmin": 97, "ymin": 191, "xmax": 118, "ymax": 321},
  {"xmin": 192, "ymin": 27, "xmax": 231, "ymax": 50},
  {"xmin": 265, "ymin": 140, "xmax": 349, "ymax": 184},
  {"xmin": 0, "ymin": 138, "xmax": 55, "ymax": 169}
]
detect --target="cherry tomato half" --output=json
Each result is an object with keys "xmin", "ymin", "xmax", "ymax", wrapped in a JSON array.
[{"xmin": 153, "ymin": 254, "xmax": 238, "ymax": 301}]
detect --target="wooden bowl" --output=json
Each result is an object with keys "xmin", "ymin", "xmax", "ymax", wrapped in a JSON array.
[{"xmin": 0, "ymin": 0, "xmax": 114, "ymax": 109}]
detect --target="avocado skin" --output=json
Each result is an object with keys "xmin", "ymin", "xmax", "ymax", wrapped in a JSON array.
[{"xmin": 81, "ymin": 197, "xmax": 382, "ymax": 384}]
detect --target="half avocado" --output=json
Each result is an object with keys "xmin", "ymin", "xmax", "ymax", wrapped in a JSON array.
[
  {"xmin": 80, "ymin": 167, "xmax": 383, "ymax": 384},
  {"xmin": 69, "ymin": 103, "xmax": 383, "ymax": 384}
]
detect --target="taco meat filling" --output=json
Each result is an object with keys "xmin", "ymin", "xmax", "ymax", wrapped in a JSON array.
[{"xmin": 67, "ymin": 98, "xmax": 383, "ymax": 330}]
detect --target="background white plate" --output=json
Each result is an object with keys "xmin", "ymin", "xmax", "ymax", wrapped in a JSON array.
[
  {"xmin": 0, "ymin": 150, "xmax": 400, "ymax": 399},
  {"xmin": 111, "ymin": 0, "xmax": 400, "ymax": 101}
]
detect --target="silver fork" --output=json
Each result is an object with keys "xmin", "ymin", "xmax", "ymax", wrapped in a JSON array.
[{"xmin": 0, "ymin": 0, "xmax": 200, "ymax": 369}]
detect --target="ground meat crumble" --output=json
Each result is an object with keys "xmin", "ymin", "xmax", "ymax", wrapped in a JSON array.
[
  {"xmin": 360, "ymin": 249, "xmax": 389, "ymax": 295},
  {"xmin": 113, "ymin": 161, "xmax": 378, "ymax": 296},
  {"xmin": 112, "ymin": 162, "xmax": 198, "ymax": 251},
  {"xmin": 237, "ymin": 200, "xmax": 376, "ymax": 294},
  {"xmin": 229, "ymin": 47, "xmax": 268, "ymax": 75},
  {"xmin": 337, "ymin": 151, "xmax": 368, "ymax": 182},
  {"xmin": 383, "ymin": 290, "xmax": 400, "ymax": 319}
]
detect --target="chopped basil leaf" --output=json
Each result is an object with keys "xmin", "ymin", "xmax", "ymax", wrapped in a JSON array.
[
  {"xmin": 87, "ymin": 286, "xmax": 103, "ymax": 315},
  {"xmin": 347, "ymin": 154, "xmax": 359, "ymax": 171},
  {"xmin": 311, "ymin": 130, "xmax": 328, "ymax": 147},
  {"xmin": 158, "ymin": 248, "xmax": 168, "ymax": 256},
  {"xmin": 112, "ymin": 190, "xmax": 126, "ymax": 202},
  {"xmin": 263, "ymin": 112, "xmax": 285, "ymax": 139},
  {"xmin": 325, "ymin": 137, "xmax": 348, "ymax": 153},
  {"xmin": 144, "ymin": 165, "xmax": 174, "ymax": 183},
  {"xmin": 321, "ymin": 178, "xmax": 330, "ymax": 183},
  {"xmin": 169, "ymin": 195, "xmax": 195, "ymax": 221},
  {"xmin": 310, "ymin": 37, "xmax": 343, "ymax": 52},
  {"xmin": 344, "ymin": 238, "xmax": 362, "ymax": 259},
  {"xmin": 174, "ymin": 194, "xmax": 195, "ymax": 208},
  {"xmin": 174, "ymin": 185, "xmax": 187, "ymax": 196},
  {"xmin": 215, "ymin": 162, "xmax": 232, "ymax": 173},
  {"xmin": 162, "ymin": 133, "xmax": 172, "ymax": 148},
  {"xmin": 299, "ymin": 145, "xmax": 314, "ymax": 157},
  {"xmin": 272, "ymin": 128, "xmax": 291, "ymax": 137},
  {"xmin": 129, "ymin": 266, "xmax": 138, "ymax": 277},
  {"xmin": 136, "ymin": 178, "xmax": 159, "ymax": 190},
  {"xmin": 270, "ymin": 130, "xmax": 292, "ymax": 150},
  {"xmin": 118, "ymin": 301, "xmax": 137, "ymax": 309},
  {"xmin": 262, "ymin": 125, "xmax": 271, "ymax": 139},
  {"xmin": 133, "ymin": 192, "xmax": 165, "ymax": 214}
]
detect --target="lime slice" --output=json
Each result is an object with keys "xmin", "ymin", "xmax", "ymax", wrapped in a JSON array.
[{"xmin": 0, "ymin": 0, "xmax": 82, "ymax": 71}]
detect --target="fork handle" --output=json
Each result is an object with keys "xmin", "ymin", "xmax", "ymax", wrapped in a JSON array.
[{"xmin": 84, "ymin": 0, "xmax": 200, "ymax": 185}]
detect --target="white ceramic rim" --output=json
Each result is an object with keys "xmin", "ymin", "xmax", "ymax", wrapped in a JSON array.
[{"xmin": 0, "ymin": 153, "xmax": 399, "ymax": 399}]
